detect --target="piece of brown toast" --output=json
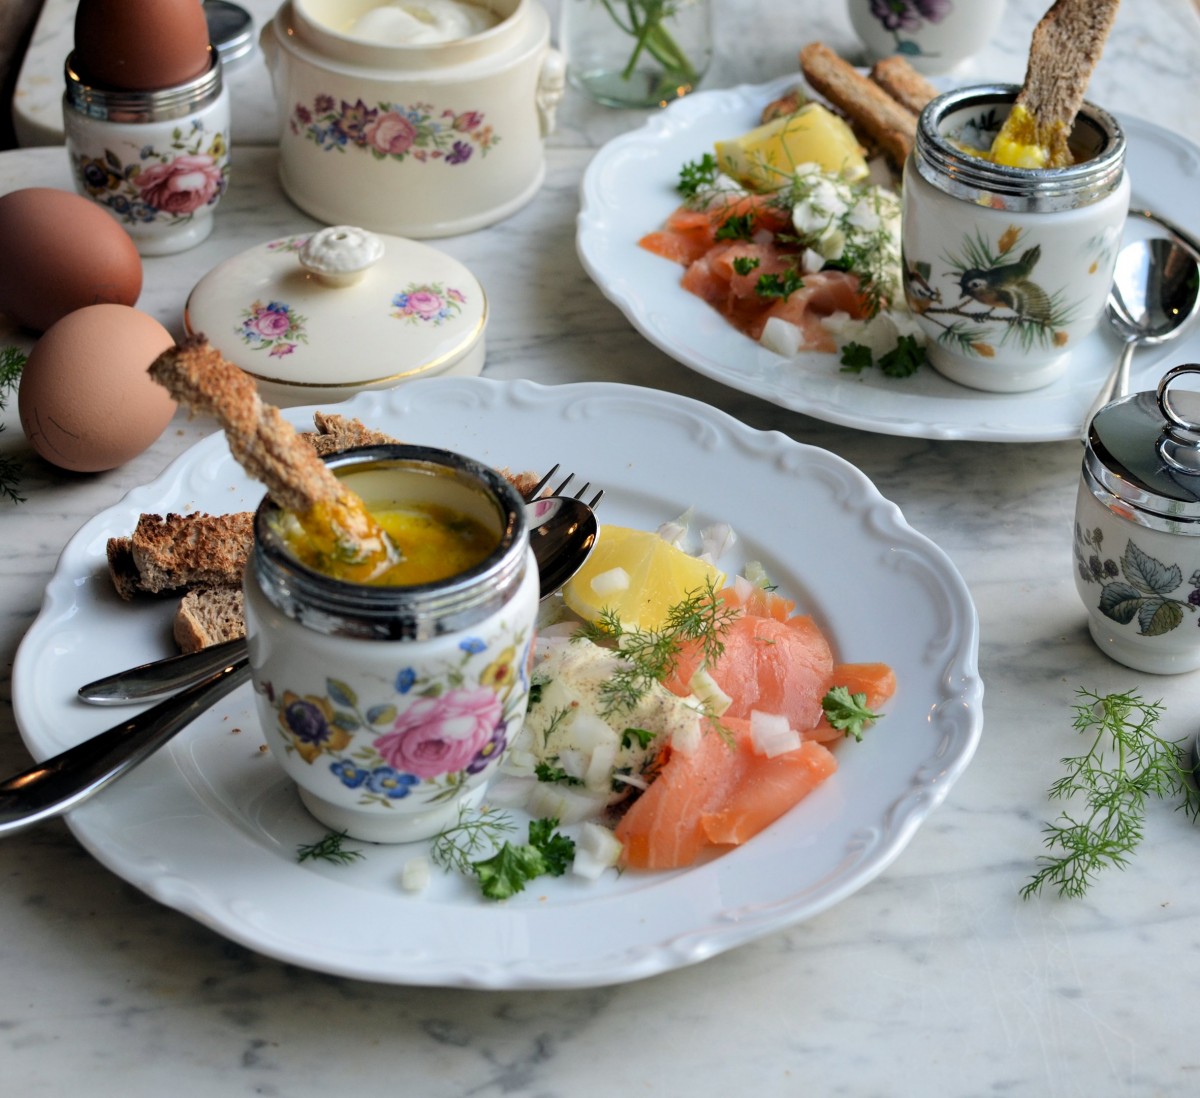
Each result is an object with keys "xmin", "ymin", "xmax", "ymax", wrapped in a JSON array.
[
  {"xmin": 173, "ymin": 586, "xmax": 245, "ymax": 653},
  {"xmin": 799, "ymin": 42, "xmax": 918, "ymax": 170},
  {"xmin": 868, "ymin": 56, "xmax": 939, "ymax": 116}
]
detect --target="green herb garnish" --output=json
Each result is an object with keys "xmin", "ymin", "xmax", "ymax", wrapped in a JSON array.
[
  {"xmin": 430, "ymin": 804, "xmax": 517, "ymax": 875},
  {"xmin": 577, "ymin": 576, "xmax": 737, "ymax": 718},
  {"xmin": 1023, "ymin": 689, "xmax": 1200, "ymax": 899},
  {"xmin": 755, "ymin": 268, "xmax": 805, "ymax": 301},
  {"xmin": 715, "ymin": 213, "xmax": 754, "ymax": 241},
  {"xmin": 821, "ymin": 686, "xmax": 883, "ymax": 742},
  {"xmin": 678, "ymin": 152, "xmax": 718, "ymax": 199},
  {"xmin": 622, "ymin": 728, "xmax": 656, "ymax": 750},
  {"xmin": 732, "ymin": 255, "xmax": 761, "ymax": 276},
  {"xmin": 0, "ymin": 347, "xmax": 27, "ymax": 504},
  {"xmin": 839, "ymin": 342, "xmax": 874, "ymax": 373},
  {"xmin": 471, "ymin": 818, "xmax": 576, "ymax": 901},
  {"xmin": 839, "ymin": 336, "xmax": 927, "ymax": 378},
  {"xmin": 296, "ymin": 830, "xmax": 365, "ymax": 866},
  {"xmin": 535, "ymin": 760, "xmax": 583, "ymax": 786}
]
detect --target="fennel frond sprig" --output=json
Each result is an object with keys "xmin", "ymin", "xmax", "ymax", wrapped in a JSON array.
[{"xmin": 1022, "ymin": 689, "xmax": 1200, "ymax": 900}]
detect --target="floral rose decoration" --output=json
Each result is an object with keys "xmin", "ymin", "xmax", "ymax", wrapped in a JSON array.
[
  {"xmin": 136, "ymin": 153, "xmax": 224, "ymax": 214},
  {"xmin": 869, "ymin": 0, "xmax": 952, "ymax": 31},
  {"xmin": 364, "ymin": 111, "xmax": 418, "ymax": 156},
  {"xmin": 373, "ymin": 686, "xmax": 502, "ymax": 779}
]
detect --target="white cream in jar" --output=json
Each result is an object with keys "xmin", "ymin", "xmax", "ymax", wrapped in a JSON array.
[{"xmin": 345, "ymin": 0, "xmax": 499, "ymax": 43}]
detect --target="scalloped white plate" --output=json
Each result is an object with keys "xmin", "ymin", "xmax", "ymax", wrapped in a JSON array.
[
  {"xmin": 13, "ymin": 379, "xmax": 982, "ymax": 988},
  {"xmin": 576, "ymin": 76, "xmax": 1200, "ymax": 442}
]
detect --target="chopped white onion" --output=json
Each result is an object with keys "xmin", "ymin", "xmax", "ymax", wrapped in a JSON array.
[
  {"xmin": 584, "ymin": 741, "xmax": 618, "ymax": 791},
  {"xmin": 572, "ymin": 822, "xmax": 623, "ymax": 880},
  {"xmin": 527, "ymin": 782, "xmax": 609, "ymax": 825},
  {"xmin": 700, "ymin": 522, "xmax": 737, "ymax": 561},
  {"xmin": 750, "ymin": 710, "xmax": 801, "ymax": 757},
  {"xmin": 590, "ymin": 566, "xmax": 630, "ymax": 596},
  {"xmin": 400, "ymin": 857, "xmax": 431, "ymax": 894},
  {"xmin": 689, "ymin": 667, "xmax": 732, "ymax": 716},
  {"xmin": 759, "ymin": 315, "xmax": 804, "ymax": 358},
  {"xmin": 733, "ymin": 573, "xmax": 755, "ymax": 604}
]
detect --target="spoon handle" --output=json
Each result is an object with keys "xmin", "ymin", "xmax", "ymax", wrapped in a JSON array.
[
  {"xmin": 1081, "ymin": 337, "xmax": 1137, "ymax": 442},
  {"xmin": 0, "ymin": 659, "xmax": 250, "ymax": 837},
  {"xmin": 79, "ymin": 637, "xmax": 249, "ymax": 705}
]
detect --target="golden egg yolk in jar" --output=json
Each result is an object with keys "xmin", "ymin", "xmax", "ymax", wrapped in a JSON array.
[{"xmin": 276, "ymin": 500, "xmax": 497, "ymax": 585}]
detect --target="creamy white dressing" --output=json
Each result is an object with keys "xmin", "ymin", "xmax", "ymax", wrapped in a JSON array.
[
  {"xmin": 505, "ymin": 636, "xmax": 703, "ymax": 805},
  {"xmin": 345, "ymin": 0, "xmax": 499, "ymax": 44}
]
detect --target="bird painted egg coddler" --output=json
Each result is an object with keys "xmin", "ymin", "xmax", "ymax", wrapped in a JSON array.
[{"xmin": 901, "ymin": 84, "xmax": 1128, "ymax": 393}]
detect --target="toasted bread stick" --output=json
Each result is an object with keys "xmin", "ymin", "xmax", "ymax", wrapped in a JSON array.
[
  {"xmin": 149, "ymin": 336, "xmax": 344, "ymax": 515},
  {"xmin": 149, "ymin": 336, "xmax": 401, "ymax": 581},
  {"xmin": 869, "ymin": 56, "xmax": 939, "ymax": 116},
  {"xmin": 997, "ymin": 0, "xmax": 1120, "ymax": 167},
  {"xmin": 800, "ymin": 42, "xmax": 917, "ymax": 169}
]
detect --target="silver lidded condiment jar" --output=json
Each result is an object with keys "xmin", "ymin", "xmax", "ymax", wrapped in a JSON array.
[
  {"xmin": 243, "ymin": 445, "xmax": 539, "ymax": 842},
  {"xmin": 62, "ymin": 51, "xmax": 231, "ymax": 256},
  {"xmin": 1075, "ymin": 364, "xmax": 1200, "ymax": 673},
  {"xmin": 902, "ymin": 84, "xmax": 1129, "ymax": 393}
]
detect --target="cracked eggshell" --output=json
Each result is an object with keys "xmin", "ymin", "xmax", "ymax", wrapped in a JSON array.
[{"xmin": 18, "ymin": 305, "xmax": 177, "ymax": 472}]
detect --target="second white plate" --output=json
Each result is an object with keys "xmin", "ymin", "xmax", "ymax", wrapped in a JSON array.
[{"xmin": 577, "ymin": 76, "xmax": 1200, "ymax": 442}]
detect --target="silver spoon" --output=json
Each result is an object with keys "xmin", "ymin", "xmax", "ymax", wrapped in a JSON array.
[
  {"xmin": 0, "ymin": 496, "xmax": 598, "ymax": 836},
  {"xmin": 1081, "ymin": 236, "xmax": 1200, "ymax": 441}
]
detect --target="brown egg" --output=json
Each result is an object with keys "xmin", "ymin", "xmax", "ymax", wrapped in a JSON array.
[
  {"xmin": 73, "ymin": 0, "xmax": 212, "ymax": 91},
  {"xmin": 19, "ymin": 305, "xmax": 177, "ymax": 473},
  {"xmin": 0, "ymin": 188, "xmax": 143, "ymax": 333}
]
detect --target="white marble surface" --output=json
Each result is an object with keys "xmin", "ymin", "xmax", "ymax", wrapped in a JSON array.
[{"xmin": 4, "ymin": 1, "xmax": 1200, "ymax": 1094}]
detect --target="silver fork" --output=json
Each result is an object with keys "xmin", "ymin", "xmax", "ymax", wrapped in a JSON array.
[{"xmin": 523, "ymin": 463, "xmax": 604, "ymax": 509}]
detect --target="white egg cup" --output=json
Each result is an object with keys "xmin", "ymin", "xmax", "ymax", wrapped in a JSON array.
[
  {"xmin": 62, "ymin": 52, "xmax": 231, "ymax": 257},
  {"xmin": 902, "ymin": 85, "xmax": 1129, "ymax": 393}
]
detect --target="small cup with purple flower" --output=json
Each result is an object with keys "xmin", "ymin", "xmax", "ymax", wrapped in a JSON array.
[
  {"xmin": 243, "ymin": 445, "xmax": 539, "ymax": 843},
  {"xmin": 846, "ymin": 0, "xmax": 1006, "ymax": 75}
]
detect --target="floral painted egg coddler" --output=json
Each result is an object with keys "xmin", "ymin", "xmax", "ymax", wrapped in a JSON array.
[
  {"xmin": 62, "ymin": 51, "xmax": 231, "ymax": 256},
  {"xmin": 184, "ymin": 225, "xmax": 487, "ymax": 405},
  {"xmin": 244, "ymin": 445, "xmax": 539, "ymax": 842},
  {"xmin": 1076, "ymin": 365, "xmax": 1200, "ymax": 674},
  {"xmin": 902, "ymin": 84, "xmax": 1129, "ymax": 393}
]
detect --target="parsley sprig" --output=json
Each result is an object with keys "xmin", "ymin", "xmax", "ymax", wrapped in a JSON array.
[
  {"xmin": 840, "ymin": 336, "xmax": 927, "ymax": 378},
  {"xmin": 821, "ymin": 687, "xmax": 883, "ymax": 742},
  {"xmin": 431, "ymin": 808, "xmax": 575, "ymax": 900},
  {"xmin": 1022, "ymin": 689, "xmax": 1200, "ymax": 900}
]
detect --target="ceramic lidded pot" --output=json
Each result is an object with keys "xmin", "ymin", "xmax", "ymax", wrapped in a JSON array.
[
  {"xmin": 184, "ymin": 225, "xmax": 487, "ymax": 406},
  {"xmin": 259, "ymin": 0, "xmax": 564, "ymax": 238},
  {"xmin": 902, "ymin": 84, "xmax": 1129, "ymax": 393},
  {"xmin": 1075, "ymin": 365, "xmax": 1200, "ymax": 674},
  {"xmin": 244, "ymin": 444, "xmax": 540, "ymax": 842}
]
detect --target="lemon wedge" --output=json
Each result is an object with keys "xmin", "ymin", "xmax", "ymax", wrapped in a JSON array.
[
  {"xmin": 562, "ymin": 525, "xmax": 726, "ymax": 631},
  {"xmin": 714, "ymin": 103, "xmax": 869, "ymax": 190}
]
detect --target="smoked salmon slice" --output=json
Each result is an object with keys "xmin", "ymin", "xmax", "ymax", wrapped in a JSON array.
[
  {"xmin": 664, "ymin": 611, "xmax": 835, "ymax": 734},
  {"xmin": 614, "ymin": 716, "xmax": 838, "ymax": 869}
]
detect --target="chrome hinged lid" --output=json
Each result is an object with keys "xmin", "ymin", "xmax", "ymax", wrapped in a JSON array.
[
  {"xmin": 184, "ymin": 226, "xmax": 487, "ymax": 403},
  {"xmin": 1084, "ymin": 364, "xmax": 1200, "ymax": 526}
]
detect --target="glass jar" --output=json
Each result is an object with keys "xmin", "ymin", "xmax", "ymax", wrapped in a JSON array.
[
  {"xmin": 561, "ymin": 0, "xmax": 713, "ymax": 109},
  {"xmin": 243, "ymin": 445, "xmax": 539, "ymax": 842},
  {"xmin": 901, "ymin": 84, "xmax": 1129, "ymax": 392}
]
